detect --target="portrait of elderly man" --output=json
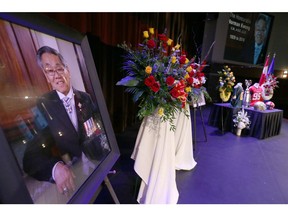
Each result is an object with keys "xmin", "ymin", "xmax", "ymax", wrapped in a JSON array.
[
  {"xmin": 241, "ymin": 14, "xmax": 270, "ymax": 65},
  {"xmin": 23, "ymin": 46, "xmax": 110, "ymax": 195}
]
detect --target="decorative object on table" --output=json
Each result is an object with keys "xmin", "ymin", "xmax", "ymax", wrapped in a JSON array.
[
  {"xmin": 258, "ymin": 53, "xmax": 279, "ymax": 101},
  {"xmin": 116, "ymin": 27, "xmax": 210, "ymax": 131},
  {"xmin": 217, "ymin": 65, "xmax": 236, "ymax": 102},
  {"xmin": 243, "ymin": 79, "xmax": 252, "ymax": 108},
  {"xmin": 265, "ymin": 101, "xmax": 275, "ymax": 110},
  {"xmin": 261, "ymin": 74, "xmax": 279, "ymax": 101},
  {"xmin": 233, "ymin": 108, "xmax": 251, "ymax": 136},
  {"xmin": 254, "ymin": 101, "xmax": 267, "ymax": 111},
  {"xmin": 230, "ymin": 82, "xmax": 244, "ymax": 108},
  {"xmin": 249, "ymin": 83, "xmax": 264, "ymax": 107}
]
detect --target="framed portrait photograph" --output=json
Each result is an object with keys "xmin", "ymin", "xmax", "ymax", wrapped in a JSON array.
[
  {"xmin": 0, "ymin": 13, "xmax": 120, "ymax": 204},
  {"xmin": 223, "ymin": 12, "xmax": 274, "ymax": 66}
]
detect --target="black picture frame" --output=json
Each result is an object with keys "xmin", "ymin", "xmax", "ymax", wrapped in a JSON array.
[{"xmin": 0, "ymin": 12, "xmax": 120, "ymax": 204}]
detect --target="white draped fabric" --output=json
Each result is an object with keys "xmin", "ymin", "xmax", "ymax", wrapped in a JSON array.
[{"xmin": 131, "ymin": 106, "xmax": 197, "ymax": 204}]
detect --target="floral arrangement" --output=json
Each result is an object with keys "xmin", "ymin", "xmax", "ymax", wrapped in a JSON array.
[
  {"xmin": 233, "ymin": 108, "xmax": 251, "ymax": 130},
  {"xmin": 117, "ymin": 27, "xmax": 210, "ymax": 130},
  {"xmin": 217, "ymin": 65, "xmax": 236, "ymax": 102}
]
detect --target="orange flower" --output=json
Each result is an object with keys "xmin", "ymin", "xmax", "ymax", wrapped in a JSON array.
[{"xmin": 145, "ymin": 66, "xmax": 152, "ymax": 74}]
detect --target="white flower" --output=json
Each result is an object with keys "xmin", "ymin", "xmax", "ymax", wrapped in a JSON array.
[{"xmin": 233, "ymin": 109, "xmax": 251, "ymax": 129}]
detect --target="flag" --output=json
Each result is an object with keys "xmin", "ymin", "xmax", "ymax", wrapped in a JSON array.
[
  {"xmin": 267, "ymin": 53, "xmax": 275, "ymax": 77},
  {"xmin": 259, "ymin": 55, "xmax": 270, "ymax": 86}
]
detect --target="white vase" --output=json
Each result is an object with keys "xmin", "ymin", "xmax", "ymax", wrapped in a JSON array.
[{"xmin": 236, "ymin": 128, "xmax": 242, "ymax": 136}]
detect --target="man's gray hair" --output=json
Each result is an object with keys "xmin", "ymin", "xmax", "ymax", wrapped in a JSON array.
[{"xmin": 36, "ymin": 46, "xmax": 66, "ymax": 68}]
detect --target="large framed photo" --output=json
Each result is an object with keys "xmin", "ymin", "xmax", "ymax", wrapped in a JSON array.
[
  {"xmin": 0, "ymin": 13, "xmax": 120, "ymax": 204},
  {"xmin": 223, "ymin": 12, "xmax": 274, "ymax": 66}
]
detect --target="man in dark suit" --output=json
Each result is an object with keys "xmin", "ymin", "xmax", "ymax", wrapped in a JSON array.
[
  {"xmin": 23, "ymin": 46, "xmax": 109, "ymax": 195},
  {"xmin": 241, "ymin": 14, "xmax": 269, "ymax": 65}
]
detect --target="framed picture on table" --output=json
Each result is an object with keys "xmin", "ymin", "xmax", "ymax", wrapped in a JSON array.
[{"xmin": 0, "ymin": 13, "xmax": 120, "ymax": 204}]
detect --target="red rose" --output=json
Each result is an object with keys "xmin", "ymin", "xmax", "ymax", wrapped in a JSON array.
[
  {"xmin": 170, "ymin": 88, "xmax": 180, "ymax": 98},
  {"xmin": 192, "ymin": 63, "xmax": 199, "ymax": 69},
  {"xmin": 158, "ymin": 34, "xmax": 168, "ymax": 42},
  {"xmin": 144, "ymin": 76, "xmax": 156, "ymax": 87},
  {"xmin": 166, "ymin": 76, "xmax": 175, "ymax": 86},
  {"xmin": 186, "ymin": 77, "xmax": 193, "ymax": 85},
  {"xmin": 179, "ymin": 55, "xmax": 186, "ymax": 64},
  {"xmin": 147, "ymin": 39, "xmax": 156, "ymax": 49},
  {"xmin": 189, "ymin": 71, "xmax": 195, "ymax": 77},
  {"xmin": 151, "ymin": 82, "xmax": 160, "ymax": 93}
]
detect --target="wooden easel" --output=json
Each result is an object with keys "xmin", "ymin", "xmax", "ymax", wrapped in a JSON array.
[{"xmin": 90, "ymin": 170, "xmax": 120, "ymax": 204}]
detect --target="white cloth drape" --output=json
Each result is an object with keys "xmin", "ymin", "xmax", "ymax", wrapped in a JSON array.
[{"xmin": 131, "ymin": 106, "xmax": 197, "ymax": 204}]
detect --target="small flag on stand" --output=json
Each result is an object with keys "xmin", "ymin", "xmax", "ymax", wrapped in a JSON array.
[
  {"xmin": 267, "ymin": 53, "xmax": 276, "ymax": 77},
  {"xmin": 259, "ymin": 54, "xmax": 270, "ymax": 86}
]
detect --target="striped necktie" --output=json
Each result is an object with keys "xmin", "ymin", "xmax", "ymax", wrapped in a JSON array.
[{"xmin": 62, "ymin": 96, "xmax": 72, "ymax": 114}]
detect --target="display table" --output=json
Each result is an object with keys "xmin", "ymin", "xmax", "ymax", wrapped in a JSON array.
[
  {"xmin": 208, "ymin": 103, "xmax": 283, "ymax": 139},
  {"xmin": 131, "ymin": 106, "xmax": 197, "ymax": 204}
]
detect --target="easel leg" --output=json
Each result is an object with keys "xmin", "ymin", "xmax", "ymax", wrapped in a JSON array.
[
  {"xmin": 104, "ymin": 176, "xmax": 120, "ymax": 204},
  {"xmin": 193, "ymin": 107, "xmax": 197, "ymax": 151},
  {"xmin": 199, "ymin": 106, "xmax": 207, "ymax": 142}
]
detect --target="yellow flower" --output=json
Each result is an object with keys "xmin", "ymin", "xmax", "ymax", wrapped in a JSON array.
[
  {"xmin": 171, "ymin": 56, "xmax": 177, "ymax": 64},
  {"xmin": 158, "ymin": 107, "xmax": 164, "ymax": 116},
  {"xmin": 185, "ymin": 86, "xmax": 192, "ymax": 92},
  {"xmin": 145, "ymin": 66, "xmax": 152, "ymax": 74},
  {"xmin": 184, "ymin": 73, "xmax": 190, "ymax": 79},
  {"xmin": 167, "ymin": 38, "xmax": 173, "ymax": 46},
  {"xmin": 143, "ymin": 31, "xmax": 149, "ymax": 38},
  {"xmin": 174, "ymin": 44, "xmax": 181, "ymax": 50},
  {"xmin": 186, "ymin": 66, "xmax": 193, "ymax": 73},
  {"xmin": 185, "ymin": 58, "xmax": 189, "ymax": 64},
  {"xmin": 149, "ymin": 28, "xmax": 154, "ymax": 35}
]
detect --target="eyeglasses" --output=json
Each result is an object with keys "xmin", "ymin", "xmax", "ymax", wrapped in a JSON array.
[{"xmin": 44, "ymin": 65, "xmax": 66, "ymax": 76}]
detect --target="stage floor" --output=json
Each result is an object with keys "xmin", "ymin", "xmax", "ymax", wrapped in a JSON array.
[{"xmin": 94, "ymin": 105, "xmax": 288, "ymax": 204}]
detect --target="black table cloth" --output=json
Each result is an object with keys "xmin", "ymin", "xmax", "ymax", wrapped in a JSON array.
[{"xmin": 208, "ymin": 103, "xmax": 283, "ymax": 139}]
